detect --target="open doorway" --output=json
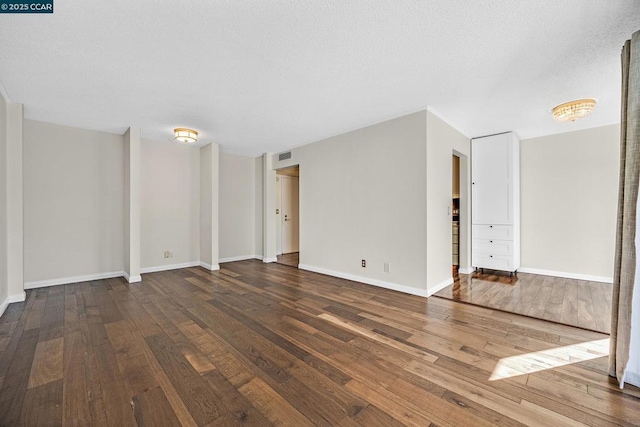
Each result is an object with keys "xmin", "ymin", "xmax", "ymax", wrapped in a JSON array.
[
  {"xmin": 276, "ymin": 165, "xmax": 299, "ymax": 267},
  {"xmin": 452, "ymin": 155, "xmax": 460, "ymax": 277}
]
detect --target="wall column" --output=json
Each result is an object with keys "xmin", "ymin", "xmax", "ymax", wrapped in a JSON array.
[
  {"xmin": 124, "ymin": 127, "xmax": 141, "ymax": 283},
  {"xmin": 262, "ymin": 153, "xmax": 277, "ymax": 262},
  {"xmin": 6, "ymin": 102, "xmax": 25, "ymax": 301},
  {"xmin": 199, "ymin": 143, "xmax": 220, "ymax": 270}
]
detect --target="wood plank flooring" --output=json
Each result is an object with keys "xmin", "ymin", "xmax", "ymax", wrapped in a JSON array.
[
  {"xmin": 435, "ymin": 270, "xmax": 612, "ymax": 333},
  {"xmin": 276, "ymin": 252, "xmax": 299, "ymax": 268},
  {"xmin": 0, "ymin": 260, "xmax": 637, "ymax": 426}
]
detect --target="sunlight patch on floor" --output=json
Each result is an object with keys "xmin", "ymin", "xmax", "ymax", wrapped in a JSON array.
[{"xmin": 489, "ymin": 338, "xmax": 609, "ymax": 381}]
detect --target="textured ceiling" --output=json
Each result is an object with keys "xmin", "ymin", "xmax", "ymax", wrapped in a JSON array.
[{"xmin": 1, "ymin": 1, "xmax": 638, "ymax": 156}]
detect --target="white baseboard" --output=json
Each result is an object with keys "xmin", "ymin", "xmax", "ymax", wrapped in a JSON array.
[
  {"xmin": 25, "ymin": 271, "xmax": 125, "ymax": 290},
  {"xmin": 0, "ymin": 291, "xmax": 26, "ymax": 318},
  {"xmin": 141, "ymin": 262, "xmax": 200, "ymax": 274},
  {"xmin": 263, "ymin": 257, "xmax": 278, "ymax": 263},
  {"xmin": 123, "ymin": 272, "xmax": 142, "ymax": 283},
  {"xmin": 459, "ymin": 267, "xmax": 474, "ymax": 274},
  {"xmin": 199, "ymin": 262, "xmax": 220, "ymax": 271},
  {"xmin": 298, "ymin": 264, "xmax": 429, "ymax": 297},
  {"xmin": 427, "ymin": 277, "xmax": 454, "ymax": 297},
  {"xmin": 219, "ymin": 255, "xmax": 262, "ymax": 263},
  {"xmin": 518, "ymin": 267, "xmax": 612, "ymax": 283}
]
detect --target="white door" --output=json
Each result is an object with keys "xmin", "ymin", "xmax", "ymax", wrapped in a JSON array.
[{"xmin": 281, "ymin": 176, "xmax": 299, "ymax": 254}]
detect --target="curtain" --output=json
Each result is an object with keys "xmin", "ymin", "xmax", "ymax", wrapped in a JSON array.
[{"xmin": 610, "ymin": 29, "xmax": 640, "ymax": 387}]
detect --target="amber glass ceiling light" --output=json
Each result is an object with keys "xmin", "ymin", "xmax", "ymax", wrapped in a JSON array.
[
  {"xmin": 552, "ymin": 99, "xmax": 597, "ymax": 122},
  {"xmin": 174, "ymin": 128, "xmax": 198, "ymax": 143}
]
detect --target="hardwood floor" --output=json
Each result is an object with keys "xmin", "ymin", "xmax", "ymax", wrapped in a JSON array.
[
  {"xmin": 276, "ymin": 252, "xmax": 299, "ymax": 268},
  {"xmin": 0, "ymin": 260, "xmax": 638, "ymax": 426},
  {"xmin": 435, "ymin": 270, "xmax": 612, "ymax": 334}
]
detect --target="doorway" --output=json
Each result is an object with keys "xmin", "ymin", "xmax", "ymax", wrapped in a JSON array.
[
  {"xmin": 276, "ymin": 166, "xmax": 299, "ymax": 267},
  {"xmin": 452, "ymin": 155, "xmax": 460, "ymax": 277}
]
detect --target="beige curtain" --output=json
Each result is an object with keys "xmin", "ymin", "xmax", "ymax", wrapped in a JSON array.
[{"xmin": 610, "ymin": 29, "xmax": 640, "ymax": 387}]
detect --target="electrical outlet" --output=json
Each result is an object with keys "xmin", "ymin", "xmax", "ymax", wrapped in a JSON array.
[
  {"xmin": 164, "ymin": 251, "xmax": 173, "ymax": 259},
  {"xmin": 384, "ymin": 262, "xmax": 390, "ymax": 273},
  {"xmin": 361, "ymin": 259, "xmax": 366, "ymax": 268}
]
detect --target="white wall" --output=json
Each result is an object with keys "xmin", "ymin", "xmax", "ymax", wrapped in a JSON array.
[
  {"xmin": 426, "ymin": 110, "xmax": 470, "ymax": 292},
  {"xmin": 141, "ymin": 140, "xmax": 200, "ymax": 270},
  {"xmin": 520, "ymin": 125, "xmax": 619, "ymax": 281},
  {"xmin": 219, "ymin": 152, "xmax": 257, "ymax": 260},
  {"xmin": 23, "ymin": 120, "xmax": 124, "ymax": 284},
  {"xmin": 0, "ymin": 93, "xmax": 7, "ymax": 309},
  {"xmin": 275, "ymin": 111, "xmax": 428, "ymax": 293}
]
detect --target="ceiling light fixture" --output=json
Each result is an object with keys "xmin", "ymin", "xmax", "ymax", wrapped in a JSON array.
[
  {"xmin": 174, "ymin": 128, "xmax": 198, "ymax": 143},
  {"xmin": 551, "ymin": 99, "xmax": 597, "ymax": 122}
]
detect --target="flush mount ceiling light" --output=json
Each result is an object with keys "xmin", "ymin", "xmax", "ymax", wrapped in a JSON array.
[
  {"xmin": 551, "ymin": 98, "xmax": 597, "ymax": 122},
  {"xmin": 174, "ymin": 128, "xmax": 198, "ymax": 143}
]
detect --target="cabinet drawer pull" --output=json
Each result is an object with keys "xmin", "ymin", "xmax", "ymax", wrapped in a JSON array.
[
  {"xmin": 490, "ymin": 240, "xmax": 493, "ymax": 243},
  {"xmin": 490, "ymin": 255, "xmax": 493, "ymax": 258},
  {"xmin": 489, "ymin": 225, "xmax": 493, "ymax": 228}
]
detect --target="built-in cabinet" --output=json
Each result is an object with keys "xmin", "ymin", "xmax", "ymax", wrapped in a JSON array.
[{"xmin": 471, "ymin": 132, "xmax": 520, "ymax": 273}]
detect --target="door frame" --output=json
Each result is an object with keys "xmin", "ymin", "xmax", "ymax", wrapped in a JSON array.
[
  {"xmin": 453, "ymin": 149, "xmax": 471, "ymax": 274},
  {"xmin": 279, "ymin": 175, "xmax": 299, "ymax": 255},
  {"xmin": 267, "ymin": 161, "xmax": 300, "ymax": 264}
]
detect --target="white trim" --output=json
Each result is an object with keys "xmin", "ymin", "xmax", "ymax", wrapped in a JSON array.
[
  {"xmin": 459, "ymin": 267, "xmax": 474, "ymax": 274},
  {"xmin": 219, "ymin": 255, "xmax": 262, "ymax": 263},
  {"xmin": 0, "ymin": 291, "xmax": 26, "ymax": 318},
  {"xmin": 199, "ymin": 262, "xmax": 220, "ymax": 271},
  {"xmin": 25, "ymin": 271, "xmax": 125, "ymax": 289},
  {"xmin": 263, "ymin": 257, "xmax": 278, "ymax": 263},
  {"xmin": 123, "ymin": 272, "xmax": 142, "ymax": 283},
  {"xmin": 427, "ymin": 277, "xmax": 454, "ymax": 297},
  {"xmin": 141, "ymin": 262, "xmax": 200, "ymax": 274},
  {"xmin": 298, "ymin": 264, "xmax": 428, "ymax": 297},
  {"xmin": 518, "ymin": 267, "xmax": 612, "ymax": 283}
]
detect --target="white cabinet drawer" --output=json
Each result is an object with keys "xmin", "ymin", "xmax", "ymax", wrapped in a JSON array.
[
  {"xmin": 473, "ymin": 224, "xmax": 513, "ymax": 240},
  {"xmin": 472, "ymin": 253, "xmax": 513, "ymax": 271},
  {"xmin": 473, "ymin": 238, "xmax": 512, "ymax": 256}
]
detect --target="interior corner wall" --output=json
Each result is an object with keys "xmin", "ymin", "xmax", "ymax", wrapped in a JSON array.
[
  {"xmin": 254, "ymin": 157, "xmax": 264, "ymax": 258},
  {"xmin": 0, "ymin": 93, "xmax": 8, "ymax": 307},
  {"xmin": 520, "ymin": 124, "xmax": 619, "ymax": 281},
  {"xmin": 274, "ymin": 111, "xmax": 428, "ymax": 293},
  {"xmin": 23, "ymin": 119, "xmax": 125, "ymax": 285},
  {"xmin": 426, "ymin": 110, "xmax": 470, "ymax": 293},
  {"xmin": 141, "ymin": 140, "xmax": 200, "ymax": 270},
  {"xmin": 219, "ymin": 153, "xmax": 257, "ymax": 261}
]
